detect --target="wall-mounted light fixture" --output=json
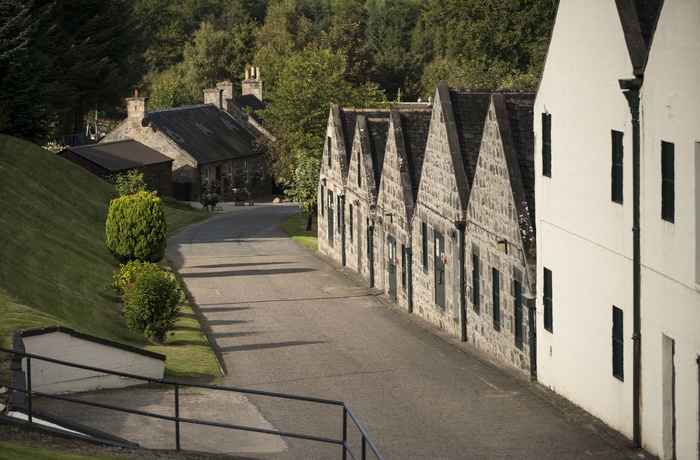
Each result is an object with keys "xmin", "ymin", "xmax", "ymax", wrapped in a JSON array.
[
  {"xmin": 320, "ymin": 177, "xmax": 326, "ymax": 185},
  {"xmin": 497, "ymin": 239, "xmax": 508, "ymax": 254},
  {"xmin": 353, "ymin": 199, "xmax": 360, "ymax": 206}
]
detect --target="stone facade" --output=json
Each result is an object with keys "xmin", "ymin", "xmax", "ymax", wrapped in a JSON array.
[
  {"xmin": 317, "ymin": 84, "xmax": 537, "ymax": 376},
  {"xmin": 464, "ymin": 93, "xmax": 535, "ymax": 371}
]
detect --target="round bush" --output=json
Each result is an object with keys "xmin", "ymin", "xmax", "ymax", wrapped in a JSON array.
[
  {"xmin": 106, "ymin": 191, "xmax": 167, "ymax": 263},
  {"xmin": 122, "ymin": 268, "xmax": 182, "ymax": 344},
  {"xmin": 106, "ymin": 260, "xmax": 161, "ymax": 298}
]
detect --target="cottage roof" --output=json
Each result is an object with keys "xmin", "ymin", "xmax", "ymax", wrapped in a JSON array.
[
  {"xmin": 148, "ymin": 104, "xmax": 258, "ymax": 165},
  {"xmin": 503, "ymin": 93, "xmax": 536, "ymax": 235},
  {"xmin": 61, "ymin": 139, "xmax": 172, "ymax": 172},
  {"xmin": 365, "ymin": 117, "xmax": 389, "ymax": 187},
  {"xmin": 399, "ymin": 110, "xmax": 431, "ymax": 203},
  {"xmin": 616, "ymin": 0, "xmax": 663, "ymax": 75},
  {"xmin": 232, "ymin": 94, "xmax": 266, "ymax": 124},
  {"xmin": 448, "ymin": 88, "xmax": 493, "ymax": 188}
]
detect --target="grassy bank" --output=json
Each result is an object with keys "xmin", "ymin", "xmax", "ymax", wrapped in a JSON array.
[{"xmin": 0, "ymin": 135, "xmax": 219, "ymax": 383}]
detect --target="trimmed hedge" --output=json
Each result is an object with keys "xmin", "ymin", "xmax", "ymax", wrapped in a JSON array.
[
  {"xmin": 106, "ymin": 191, "xmax": 167, "ymax": 263},
  {"xmin": 122, "ymin": 268, "xmax": 181, "ymax": 344}
]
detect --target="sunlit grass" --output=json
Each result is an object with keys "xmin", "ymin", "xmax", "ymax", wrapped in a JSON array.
[{"xmin": 281, "ymin": 211, "xmax": 318, "ymax": 250}]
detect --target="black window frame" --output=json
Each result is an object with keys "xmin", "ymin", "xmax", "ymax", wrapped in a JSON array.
[
  {"xmin": 472, "ymin": 253, "xmax": 480, "ymax": 313},
  {"xmin": 544, "ymin": 267, "xmax": 553, "ymax": 332},
  {"xmin": 348, "ymin": 203, "xmax": 353, "ymax": 241},
  {"xmin": 662, "ymin": 141, "xmax": 675, "ymax": 222},
  {"xmin": 542, "ymin": 113, "xmax": 552, "ymax": 177},
  {"xmin": 327, "ymin": 136, "xmax": 332, "ymax": 167},
  {"xmin": 421, "ymin": 222, "xmax": 428, "ymax": 268},
  {"xmin": 612, "ymin": 306, "xmax": 624, "ymax": 381},
  {"xmin": 320, "ymin": 185, "xmax": 325, "ymax": 217},
  {"xmin": 514, "ymin": 280, "xmax": 523, "ymax": 343},
  {"xmin": 492, "ymin": 267, "xmax": 500, "ymax": 330},
  {"xmin": 612, "ymin": 130, "xmax": 624, "ymax": 204}
]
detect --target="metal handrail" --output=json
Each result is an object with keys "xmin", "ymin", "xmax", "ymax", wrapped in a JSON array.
[{"xmin": 0, "ymin": 346, "xmax": 382, "ymax": 459}]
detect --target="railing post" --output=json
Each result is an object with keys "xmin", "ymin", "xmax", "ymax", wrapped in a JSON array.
[
  {"xmin": 26, "ymin": 356, "xmax": 32, "ymax": 425},
  {"xmin": 342, "ymin": 406, "xmax": 348, "ymax": 460},
  {"xmin": 362, "ymin": 435, "xmax": 367, "ymax": 460},
  {"xmin": 174, "ymin": 383, "xmax": 180, "ymax": 451}
]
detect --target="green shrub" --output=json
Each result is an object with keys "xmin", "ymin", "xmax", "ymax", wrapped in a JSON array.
[
  {"xmin": 106, "ymin": 191, "xmax": 167, "ymax": 263},
  {"xmin": 122, "ymin": 268, "xmax": 182, "ymax": 344},
  {"xmin": 106, "ymin": 260, "xmax": 161, "ymax": 297},
  {"xmin": 115, "ymin": 169, "xmax": 148, "ymax": 196}
]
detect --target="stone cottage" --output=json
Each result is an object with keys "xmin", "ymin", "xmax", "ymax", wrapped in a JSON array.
[
  {"xmin": 463, "ymin": 92, "xmax": 536, "ymax": 372},
  {"xmin": 103, "ymin": 87, "xmax": 270, "ymax": 202},
  {"xmin": 373, "ymin": 108, "xmax": 431, "ymax": 311}
]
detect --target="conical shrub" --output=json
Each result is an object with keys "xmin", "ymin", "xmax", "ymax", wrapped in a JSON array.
[{"xmin": 106, "ymin": 191, "xmax": 167, "ymax": 263}]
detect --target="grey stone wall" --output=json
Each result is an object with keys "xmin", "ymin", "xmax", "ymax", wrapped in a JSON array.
[{"xmin": 465, "ymin": 101, "xmax": 534, "ymax": 371}]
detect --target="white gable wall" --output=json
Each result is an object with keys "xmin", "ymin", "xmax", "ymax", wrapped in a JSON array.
[
  {"xmin": 534, "ymin": 0, "xmax": 637, "ymax": 437},
  {"xmin": 639, "ymin": 1, "xmax": 700, "ymax": 458}
]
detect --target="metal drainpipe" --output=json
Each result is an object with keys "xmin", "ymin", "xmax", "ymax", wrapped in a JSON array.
[
  {"xmin": 406, "ymin": 247, "xmax": 413, "ymax": 313},
  {"xmin": 620, "ymin": 77, "xmax": 643, "ymax": 448},
  {"xmin": 368, "ymin": 225, "xmax": 375, "ymax": 288},
  {"xmin": 524, "ymin": 293, "xmax": 537, "ymax": 382},
  {"xmin": 455, "ymin": 221, "xmax": 467, "ymax": 341},
  {"xmin": 340, "ymin": 195, "xmax": 346, "ymax": 267}
]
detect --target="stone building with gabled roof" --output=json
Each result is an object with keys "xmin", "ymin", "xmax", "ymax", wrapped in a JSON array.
[
  {"xmin": 103, "ymin": 88, "xmax": 270, "ymax": 202},
  {"xmin": 373, "ymin": 108, "xmax": 431, "ymax": 311},
  {"xmin": 58, "ymin": 139, "xmax": 173, "ymax": 197},
  {"xmin": 410, "ymin": 83, "xmax": 492, "ymax": 337},
  {"xmin": 464, "ymin": 92, "xmax": 536, "ymax": 372}
]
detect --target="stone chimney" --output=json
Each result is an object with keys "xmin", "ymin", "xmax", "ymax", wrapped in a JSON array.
[
  {"xmin": 241, "ymin": 67, "xmax": 263, "ymax": 101},
  {"xmin": 203, "ymin": 88, "xmax": 223, "ymax": 109},
  {"xmin": 217, "ymin": 81, "xmax": 234, "ymax": 101},
  {"xmin": 127, "ymin": 90, "xmax": 148, "ymax": 120}
]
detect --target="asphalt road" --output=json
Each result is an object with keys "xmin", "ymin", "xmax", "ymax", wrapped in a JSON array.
[{"xmin": 163, "ymin": 203, "xmax": 651, "ymax": 460}]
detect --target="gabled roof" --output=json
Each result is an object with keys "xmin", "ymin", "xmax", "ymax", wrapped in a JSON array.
[
  {"xmin": 339, "ymin": 108, "xmax": 391, "ymax": 164},
  {"xmin": 232, "ymin": 94, "xmax": 266, "ymax": 124},
  {"xmin": 61, "ymin": 139, "xmax": 172, "ymax": 171},
  {"xmin": 399, "ymin": 110, "xmax": 431, "ymax": 203},
  {"xmin": 365, "ymin": 116, "xmax": 389, "ymax": 187},
  {"xmin": 448, "ymin": 87, "xmax": 493, "ymax": 188},
  {"xmin": 502, "ymin": 93, "xmax": 536, "ymax": 235},
  {"xmin": 616, "ymin": 0, "xmax": 663, "ymax": 75},
  {"xmin": 148, "ymin": 104, "xmax": 258, "ymax": 165}
]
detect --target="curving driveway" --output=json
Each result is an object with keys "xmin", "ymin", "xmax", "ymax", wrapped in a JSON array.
[{"xmin": 164, "ymin": 203, "xmax": 648, "ymax": 460}]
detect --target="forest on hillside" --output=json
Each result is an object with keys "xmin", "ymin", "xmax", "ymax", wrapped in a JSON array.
[{"xmin": 0, "ymin": 0, "xmax": 557, "ymax": 143}]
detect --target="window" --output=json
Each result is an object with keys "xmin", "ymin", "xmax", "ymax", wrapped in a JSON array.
[
  {"xmin": 357, "ymin": 152, "xmax": 362, "ymax": 187},
  {"xmin": 613, "ymin": 306, "xmax": 624, "ymax": 381},
  {"xmin": 662, "ymin": 141, "xmax": 675, "ymax": 222},
  {"xmin": 543, "ymin": 268, "xmax": 553, "ymax": 332},
  {"xmin": 612, "ymin": 130, "xmax": 624, "ymax": 203},
  {"xmin": 422, "ymin": 222, "xmax": 428, "ymax": 268},
  {"xmin": 349, "ymin": 204, "xmax": 353, "ymax": 241},
  {"xmin": 542, "ymin": 113, "xmax": 552, "ymax": 177},
  {"xmin": 401, "ymin": 244, "xmax": 406, "ymax": 288},
  {"xmin": 514, "ymin": 280, "xmax": 523, "ymax": 342},
  {"xmin": 327, "ymin": 136, "xmax": 332, "ymax": 167},
  {"xmin": 472, "ymin": 254, "xmax": 480, "ymax": 312},
  {"xmin": 320, "ymin": 185, "xmax": 325, "ymax": 217},
  {"xmin": 492, "ymin": 268, "xmax": 500, "ymax": 330}
]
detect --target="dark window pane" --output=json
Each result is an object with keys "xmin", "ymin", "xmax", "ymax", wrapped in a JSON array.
[
  {"xmin": 612, "ymin": 130, "xmax": 624, "ymax": 203},
  {"xmin": 613, "ymin": 306, "xmax": 624, "ymax": 380},
  {"xmin": 492, "ymin": 268, "xmax": 500, "ymax": 329},
  {"xmin": 544, "ymin": 268, "xmax": 553, "ymax": 332},
  {"xmin": 542, "ymin": 113, "xmax": 552, "ymax": 177},
  {"xmin": 473, "ymin": 254, "xmax": 480, "ymax": 313},
  {"xmin": 662, "ymin": 141, "xmax": 675, "ymax": 222},
  {"xmin": 515, "ymin": 281, "xmax": 523, "ymax": 342}
]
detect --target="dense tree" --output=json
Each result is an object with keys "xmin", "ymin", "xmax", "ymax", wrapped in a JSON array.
[
  {"xmin": 0, "ymin": 0, "xmax": 52, "ymax": 141},
  {"xmin": 259, "ymin": 47, "xmax": 385, "ymax": 229}
]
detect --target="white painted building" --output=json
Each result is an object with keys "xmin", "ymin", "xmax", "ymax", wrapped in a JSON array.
[{"xmin": 535, "ymin": 1, "xmax": 699, "ymax": 458}]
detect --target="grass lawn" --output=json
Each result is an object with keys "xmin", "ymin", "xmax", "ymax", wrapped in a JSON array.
[
  {"xmin": 0, "ymin": 135, "xmax": 219, "ymax": 383},
  {"xmin": 281, "ymin": 211, "xmax": 318, "ymax": 250},
  {"xmin": 0, "ymin": 441, "xmax": 124, "ymax": 460}
]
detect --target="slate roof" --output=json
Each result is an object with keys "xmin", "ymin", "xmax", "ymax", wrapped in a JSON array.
[
  {"xmin": 148, "ymin": 104, "xmax": 258, "ymax": 165},
  {"xmin": 61, "ymin": 139, "xmax": 172, "ymax": 171},
  {"xmin": 400, "ymin": 110, "xmax": 431, "ymax": 203},
  {"xmin": 616, "ymin": 0, "xmax": 663, "ymax": 75},
  {"xmin": 448, "ymin": 89, "xmax": 493, "ymax": 187},
  {"xmin": 503, "ymin": 93, "xmax": 536, "ymax": 236},
  {"xmin": 340, "ymin": 109, "xmax": 391, "ymax": 164},
  {"xmin": 233, "ymin": 94, "xmax": 266, "ymax": 124},
  {"xmin": 366, "ymin": 117, "xmax": 390, "ymax": 187}
]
